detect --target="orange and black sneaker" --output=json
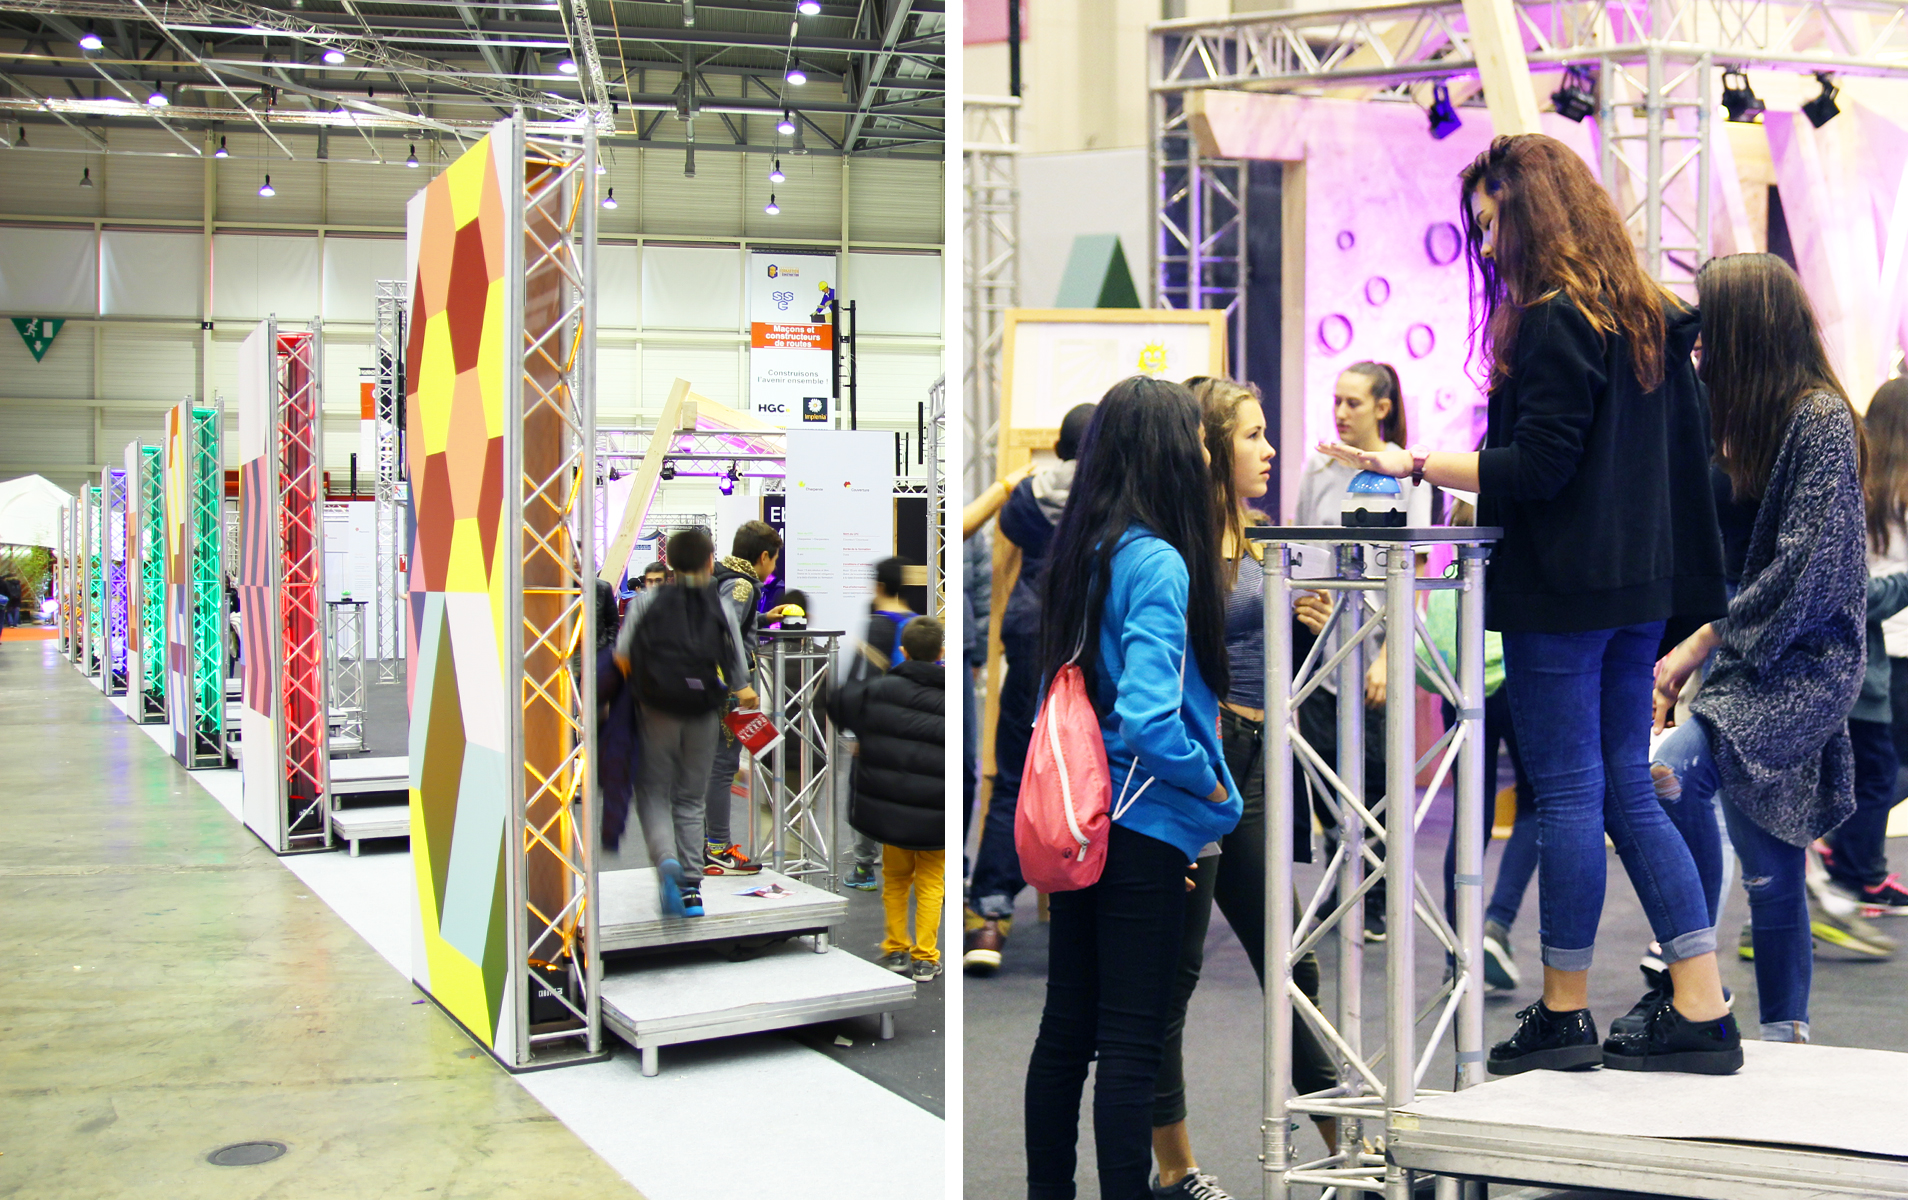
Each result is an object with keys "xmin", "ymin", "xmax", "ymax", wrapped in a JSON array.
[{"xmin": 704, "ymin": 842, "xmax": 763, "ymax": 875}]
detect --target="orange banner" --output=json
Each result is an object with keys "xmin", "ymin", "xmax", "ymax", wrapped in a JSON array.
[
  {"xmin": 360, "ymin": 380, "xmax": 375, "ymax": 420},
  {"xmin": 750, "ymin": 321, "xmax": 834, "ymax": 350}
]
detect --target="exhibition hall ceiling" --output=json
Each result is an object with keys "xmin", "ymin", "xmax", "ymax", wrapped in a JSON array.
[{"xmin": 0, "ymin": 0, "xmax": 943, "ymax": 157}]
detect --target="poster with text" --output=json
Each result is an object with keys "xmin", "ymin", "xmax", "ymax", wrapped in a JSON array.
[
  {"xmin": 784, "ymin": 429, "xmax": 893, "ymax": 642},
  {"xmin": 749, "ymin": 251, "xmax": 837, "ymax": 427}
]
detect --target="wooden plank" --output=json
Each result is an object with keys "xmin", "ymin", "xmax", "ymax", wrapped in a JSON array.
[{"xmin": 598, "ymin": 377, "xmax": 692, "ymax": 583}]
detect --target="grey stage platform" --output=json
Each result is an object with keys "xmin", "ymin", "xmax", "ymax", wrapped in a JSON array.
[
  {"xmin": 326, "ymin": 756, "xmax": 410, "ymax": 855},
  {"xmin": 1390, "ymin": 1041, "xmax": 1908, "ymax": 1198},
  {"xmin": 598, "ymin": 867, "xmax": 846, "ymax": 952},
  {"xmin": 599, "ymin": 937, "xmax": 915, "ymax": 1077}
]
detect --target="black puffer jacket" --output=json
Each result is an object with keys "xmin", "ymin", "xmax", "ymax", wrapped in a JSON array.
[{"xmin": 829, "ymin": 659, "xmax": 944, "ymax": 850}]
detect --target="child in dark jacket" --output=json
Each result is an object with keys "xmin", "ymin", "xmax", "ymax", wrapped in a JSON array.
[{"xmin": 829, "ymin": 616, "xmax": 946, "ymax": 982}]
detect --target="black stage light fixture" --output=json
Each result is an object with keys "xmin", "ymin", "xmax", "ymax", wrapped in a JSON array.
[
  {"xmin": 1802, "ymin": 73, "xmax": 1840, "ymax": 128},
  {"xmin": 1550, "ymin": 67, "xmax": 1597, "ymax": 122},
  {"xmin": 1721, "ymin": 70, "xmax": 1765, "ymax": 123},
  {"xmin": 660, "ymin": 460, "xmax": 677, "ymax": 482},
  {"xmin": 1426, "ymin": 83, "xmax": 1462, "ymax": 140}
]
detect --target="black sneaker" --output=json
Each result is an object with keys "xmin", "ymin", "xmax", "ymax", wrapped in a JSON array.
[
  {"xmin": 1610, "ymin": 959, "xmax": 1671, "ymax": 1038},
  {"xmin": 1482, "ymin": 919, "xmax": 1520, "ymax": 992},
  {"xmin": 681, "ymin": 887, "xmax": 705, "ymax": 918},
  {"xmin": 1364, "ymin": 904, "xmax": 1387, "ymax": 943},
  {"xmin": 1151, "ymin": 1171, "xmax": 1235, "ymax": 1199},
  {"xmin": 1486, "ymin": 1002, "xmax": 1602, "ymax": 1075},
  {"xmin": 1602, "ymin": 1002, "xmax": 1743, "ymax": 1074}
]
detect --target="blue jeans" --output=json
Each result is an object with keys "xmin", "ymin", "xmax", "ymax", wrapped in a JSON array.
[
  {"xmin": 1825, "ymin": 718, "xmax": 1898, "ymax": 890},
  {"xmin": 970, "ymin": 624, "xmax": 1040, "ymax": 918},
  {"xmin": 1651, "ymin": 718, "xmax": 1810, "ymax": 1040},
  {"xmin": 1501, "ymin": 622, "xmax": 1716, "ymax": 971}
]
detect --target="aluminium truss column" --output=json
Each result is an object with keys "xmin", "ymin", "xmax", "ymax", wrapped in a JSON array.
[
  {"xmin": 102, "ymin": 465, "xmax": 131, "ymax": 696},
  {"xmin": 166, "ymin": 401, "xmax": 227, "ymax": 770},
  {"xmin": 59, "ymin": 496, "xmax": 74, "ymax": 661},
  {"xmin": 760, "ymin": 630, "xmax": 842, "ymax": 886},
  {"xmin": 1257, "ymin": 528, "xmax": 1492, "ymax": 1199},
  {"xmin": 129, "ymin": 443, "xmax": 167, "ymax": 724},
  {"xmin": 508, "ymin": 115, "xmax": 601, "ymax": 1069},
  {"xmin": 373, "ymin": 277, "xmax": 406, "ymax": 683},
  {"xmin": 1597, "ymin": 42, "xmax": 1710, "ymax": 296},
  {"xmin": 963, "ymin": 98, "xmax": 1018, "ymax": 499},
  {"xmin": 1150, "ymin": 34, "xmax": 1248, "ymax": 376},
  {"xmin": 927, "ymin": 375, "xmax": 946, "ymax": 618},
  {"xmin": 84, "ymin": 483, "xmax": 102, "ymax": 678}
]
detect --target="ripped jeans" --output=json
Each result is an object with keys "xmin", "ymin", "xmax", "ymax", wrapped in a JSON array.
[{"xmin": 1652, "ymin": 718, "xmax": 1811, "ymax": 1041}]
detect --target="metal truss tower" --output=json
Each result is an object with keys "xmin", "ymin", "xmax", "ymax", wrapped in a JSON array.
[
  {"xmin": 373, "ymin": 278, "xmax": 407, "ymax": 683},
  {"xmin": 963, "ymin": 97, "xmax": 1019, "ymax": 499}
]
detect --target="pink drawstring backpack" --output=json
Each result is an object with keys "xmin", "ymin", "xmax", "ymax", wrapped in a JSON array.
[{"xmin": 1014, "ymin": 644, "xmax": 1176, "ymax": 893}]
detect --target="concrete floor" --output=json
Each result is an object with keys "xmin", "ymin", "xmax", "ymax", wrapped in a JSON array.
[
  {"xmin": 963, "ymin": 781, "xmax": 1908, "ymax": 1199},
  {"xmin": 0, "ymin": 638, "xmax": 642, "ymax": 1200}
]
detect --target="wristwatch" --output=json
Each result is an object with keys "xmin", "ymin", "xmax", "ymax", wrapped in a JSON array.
[{"xmin": 1409, "ymin": 447, "xmax": 1429, "ymax": 487}]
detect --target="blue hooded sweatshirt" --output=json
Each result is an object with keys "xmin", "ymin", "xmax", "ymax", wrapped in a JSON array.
[{"xmin": 1091, "ymin": 529, "xmax": 1242, "ymax": 861}]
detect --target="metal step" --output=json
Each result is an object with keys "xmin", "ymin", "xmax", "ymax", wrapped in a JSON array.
[
  {"xmin": 329, "ymin": 754, "xmax": 408, "ymax": 796},
  {"xmin": 599, "ymin": 867, "xmax": 845, "ymax": 953},
  {"xmin": 599, "ymin": 938, "xmax": 914, "ymax": 1076},
  {"xmin": 328, "ymin": 804, "xmax": 408, "ymax": 856}
]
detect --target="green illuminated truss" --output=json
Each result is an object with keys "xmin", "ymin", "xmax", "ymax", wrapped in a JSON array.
[
  {"xmin": 186, "ymin": 408, "xmax": 225, "ymax": 765},
  {"xmin": 136, "ymin": 446, "xmax": 167, "ymax": 722},
  {"xmin": 85, "ymin": 485, "xmax": 103, "ymax": 676}
]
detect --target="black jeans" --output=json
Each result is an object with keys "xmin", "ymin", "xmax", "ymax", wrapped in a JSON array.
[
  {"xmin": 1827, "ymin": 717, "xmax": 1899, "ymax": 889},
  {"xmin": 1294, "ymin": 627, "xmax": 1389, "ymax": 905},
  {"xmin": 1025, "ymin": 823, "xmax": 1190, "ymax": 1200},
  {"xmin": 971, "ymin": 624, "xmax": 1041, "ymax": 917},
  {"xmin": 1154, "ymin": 708, "xmax": 1337, "ymax": 1128}
]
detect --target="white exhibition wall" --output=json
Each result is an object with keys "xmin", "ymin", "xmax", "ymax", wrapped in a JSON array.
[{"xmin": 0, "ymin": 124, "xmax": 945, "ymax": 494}]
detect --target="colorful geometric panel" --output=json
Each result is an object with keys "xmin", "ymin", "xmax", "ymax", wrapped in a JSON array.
[{"xmin": 406, "ymin": 124, "xmax": 515, "ymax": 1054}]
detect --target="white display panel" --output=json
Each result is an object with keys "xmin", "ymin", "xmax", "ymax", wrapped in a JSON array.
[
  {"xmin": 640, "ymin": 245, "xmax": 741, "ymax": 330},
  {"xmin": 1005, "ymin": 318, "xmax": 1221, "ymax": 431},
  {"xmin": 213, "ymin": 233, "xmax": 321, "ymax": 322},
  {"xmin": 324, "ymin": 499, "xmax": 377, "ymax": 604},
  {"xmin": 101, "ymin": 231, "xmax": 203, "ymax": 318},
  {"xmin": 783, "ymin": 429, "xmax": 894, "ymax": 639},
  {"xmin": 844, "ymin": 252, "xmax": 943, "ymax": 336},
  {"xmin": 0, "ymin": 226, "xmax": 96, "ymax": 315}
]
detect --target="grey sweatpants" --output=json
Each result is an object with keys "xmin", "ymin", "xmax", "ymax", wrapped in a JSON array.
[
  {"xmin": 636, "ymin": 704, "xmax": 721, "ymax": 882},
  {"xmin": 702, "ymin": 717, "xmax": 744, "ymax": 849}
]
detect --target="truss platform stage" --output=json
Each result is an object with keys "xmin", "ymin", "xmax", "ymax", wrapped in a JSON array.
[
  {"xmin": 1391, "ymin": 1041, "xmax": 1908, "ymax": 1198},
  {"xmin": 328, "ymin": 755, "xmax": 408, "ymax": 797},
  {"xmin": 599, "ymin": 937, "xmax": 914, "ymax": 1077},
  {"xmin": 598, "ymin": 867, "xmax": 845, "ymax": 953},
  {"xmin": 329, "ymin": 805, "xmax": 408, "ymax": 855}
]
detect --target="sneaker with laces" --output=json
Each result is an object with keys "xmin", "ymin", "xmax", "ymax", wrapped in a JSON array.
[
  {"xmin": 845, "ymin": 864, "xmax": 878, "ymax": 891},
  {"xmin": 680, "ymin": 887, "xmax": 705, "ymax": 918},
  {"xmin": 1809, "ymin": 878, "xmax": 1898, "ymax": 957},
  {"xmin": 703, "ymin": 842, "xmax": 763, "ymax": 875},
  {"xmin": 964, "ymin": 919, "xmax": 1007, "ymax": 974},
  {"xmin": 1602, "ymin": 1002, "xmax": 1742, "ymax": 1074},
  {"xmin": 658, "ymin": 858, "xmax": 687, "ymax": 918},
  {"xmin": 1152, "ymin": 1170, "xmax": 1236, "ymax": 1199},
  {"xmin": 877, "ymin": 951, "xmax": 912, "ymax": 973},
  {"xmin": 1486, "ymin": 1002, "xmax": 1602, "ymax": 1075},
  {"xmin": 1737, "ymin": 923, "xmax": 1755, "ymax": 960},
  {"xmin": 1853, "ymin": 874, "xmax": 1908, "ymax": 919},
  {"xmin": 1482, "ymin": 920, "xmax": 1520, "ymax": 992},
  {"xmin": 910, "ymin": 957, "xmax": 943, "ymax": 982},
  {"xmin": 1610, "ymin": 960, "xmax": 1671, "ymax": 1038}
]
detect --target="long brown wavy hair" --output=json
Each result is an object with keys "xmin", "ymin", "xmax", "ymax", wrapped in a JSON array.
[
  {"xmin": 1188, "ymin": 375, "xmax": 1268, "ymax": 583},
  {"xmin": 1697, "ymin": 252, "xmax": 1862, "ymax": 502},
  {"xmin": 1863, "ymin": 378, "xmax": 1908, "ymax": 554},
  {"xmin": 1461, "ymin": 134, "xmax": 1678, "ymax": 392}
]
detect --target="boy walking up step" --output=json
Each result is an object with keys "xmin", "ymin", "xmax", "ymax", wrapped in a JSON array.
[
  {"xmin": 614, "ymin": 529, "xmax": 759, "ymax": 920},
  {"xmin": 829, "ymin": 616, "xmax": 946, "ymax": 982},
  {"xmin": 702, "ymin": 520, "xmax": 784, "ymax": 877}
]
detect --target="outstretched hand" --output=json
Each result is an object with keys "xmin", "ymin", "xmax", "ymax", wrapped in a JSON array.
[{"xmin": 1317, "ymin": 440, "xmax": 1413, "ymax": 478}]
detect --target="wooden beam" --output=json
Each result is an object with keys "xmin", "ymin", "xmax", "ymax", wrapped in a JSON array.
[
  {"xmin": 1460, "ymin": 0, "xmax": 1541, "ymax": 136},
  {"xmin": 597, "ymin": 377, "xmax": 693, "ymax": 583}
]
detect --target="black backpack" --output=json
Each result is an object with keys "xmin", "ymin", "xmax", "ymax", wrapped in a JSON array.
[{"xmin": 632, "ymin": 584, "xmax": 731, "ymax": 715}]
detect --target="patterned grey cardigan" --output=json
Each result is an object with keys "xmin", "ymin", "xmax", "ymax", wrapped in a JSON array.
[{"xmin": 1692, "ymin": 392, "xmax": 1866, "ymax": 849}]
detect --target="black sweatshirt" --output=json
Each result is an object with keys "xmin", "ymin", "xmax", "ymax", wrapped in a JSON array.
[
  {"xmin": 829, "ymin": 658, "xmax": 944, "ymax": 851},
  {"xmin": 1475, "ymin": 296, "xmax": 1726, "ymax": 637}
]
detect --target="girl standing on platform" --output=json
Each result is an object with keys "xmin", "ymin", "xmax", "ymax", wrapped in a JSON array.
[
  {"xmin": 1649, "ymin": 253, "xmax": 1872, "ymax": 1043},
  {"xmin": 1023, "ymin": 376, "xmax": 1242, "ymax": 1200},
  {"xmin": 1317, "ymin": 132, "xmax": 1740, "ymax": 1075}
]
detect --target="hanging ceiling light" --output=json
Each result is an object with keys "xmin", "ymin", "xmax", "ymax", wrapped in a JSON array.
[
  {"xmin": 786, "ymin": 61, "xmax": 807, "ymax": 86},
  {"xmin": 78, "ymin": 25, "xmax": 103, "ymax": 51},
  {"xmin": 1424, "ymin": 83, "xmax": 1461, "ymax": 139},
  {"xmin": 146, "ymin": 87, "xmax": 169, "ymax": 107},
  {"xmin": 79, "ymin": 167, "xmax": 94, "ymax": 189},
  {"xmin": 1802, "ymin": 72, "xmax": 1840, "ymax": 128},
  {"xmin": 214, "ymin": 136, "xmax": 229, "ymax": 158},
  {"xmin": 322, "ymin": 47, "xmax": 346, "ymax": 65},
  {"xmin": 596, "ymin": 160, "xmax": 607, "ymax": 175},
  {"xmin": 797, "ymin": 0, "xmax": 821, "ymax": 13},
  {"xmin": 764, "ymin": 193, "xmax": 781, "ymax": 216},
  {"xmin": 258, "ymin": 175, "xmax": 275, "ymax": 198},
  {"xmin": 769, "ymin": 158, "xmax": 785, "ymax": 184},
  {"xmin": 602, "ymin": 187, "xmax": 619, "ymax": 210},
  {"xmin": 557, "ymin": 57, "xmax": 578, "ymax": 75},
  {"xmin": 406, "ymin": 144, "xmax": 419, "ymax": 167},
  {"xmin": 1720, "ymin": 70, "xmax": 1765, "ymax": 123},
  {"xmin": 777, "ymin": 110, "xmax": 796, "ymax": 136},
  {"xmin": 1549, "ymin": 66, "xmax": 1596, "ymax": 123}
]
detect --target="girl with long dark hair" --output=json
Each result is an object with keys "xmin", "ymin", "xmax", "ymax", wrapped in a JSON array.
[
  {"xmin": 1024, "ymin": 375, "xmax": 1242, "ymax": 1200},
  {"xmin": 1649, "ymin": 253, "xmax": 1874, "ymax": 1042},
  {"xmin": 1319, "ymin": 133, "xmax": 1739, "ymax": 1074}
]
